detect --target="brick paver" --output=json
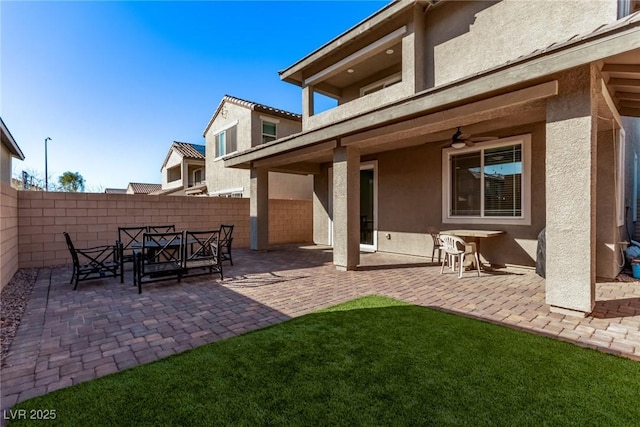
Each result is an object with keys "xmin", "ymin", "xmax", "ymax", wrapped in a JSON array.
[{"xmin": 2, "ymin": 244, "xmax": 639, "ymax": 411}]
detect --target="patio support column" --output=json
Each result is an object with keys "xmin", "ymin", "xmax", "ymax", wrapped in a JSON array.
[
  {"xmin": 250, "ymin": 167, "xmax": 269, "ymax": 252},
  {"xmin": 545, "ymin": 65, "xmax": 598, "ymax": 316},
  {"xmin": 302, "ymin": 85, "xmax": 314, "ymax": 129},
  {"xmin": 332, "ymin": 144, "xmax": 360, "ymax": 271}
]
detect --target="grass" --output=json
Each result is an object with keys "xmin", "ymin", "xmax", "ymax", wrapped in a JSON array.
[{"xmin": 9, "ymin": 295, "xmax": 640, "ymax": 426}]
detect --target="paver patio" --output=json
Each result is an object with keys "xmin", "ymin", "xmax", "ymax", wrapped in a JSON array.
[{"xmin": 2, "ymin": 244, "xmax": 639, "ymax": 411}]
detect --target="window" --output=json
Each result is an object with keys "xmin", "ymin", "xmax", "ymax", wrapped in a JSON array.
[
  {"xmin": 442, "ymin": 135, "xmax": 531, "ymax": 225},
  {"xmin": 193, "ymin": 168, "xmax": 203, "ymax": 185},
  {"xmin": 360, "ymin": 72, "xmax": 402, "ymax": 96},
  {"xmin": 167, "ymin": 165, "xmax": 181, "ymax": 183},
  {"xmin": 214, "ymin": 125, "xmax": 237, "ymax": 159},
  {"xmin": 262, "ymin": 120, "xmax": 277, "ymax": 144}
]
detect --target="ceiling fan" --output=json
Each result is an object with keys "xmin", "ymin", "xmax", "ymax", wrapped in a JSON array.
[{"xmin": 450, "ymin": 127, "xmax": 498, "ymax": 149}]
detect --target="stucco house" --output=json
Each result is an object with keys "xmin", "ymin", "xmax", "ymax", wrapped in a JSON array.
[
  {"xmin": 203, "ymin": 95, "xmax": 312, "ymax": 199},
  {"xmin": 224, "ymin": 0, "xmax": 640, "ymax": 317},
  {"xmin": 1, "ymin": 117, "xmax": 25, "ymax": 185},
  {"xmin": 151, "ymin": 141, "xmax": 207, "ymax": 196}
]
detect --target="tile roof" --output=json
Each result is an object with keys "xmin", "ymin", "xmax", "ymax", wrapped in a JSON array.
[
  {"xmin": 160, "ymin": 141, "xmax": 206, "ymax": 171},
  {"xmin": 104, "ymin": 188, "xmax": 127, "ymax": 194},
  {"xmin": 127, "ymin": 182, "xmax": 162, "ymax": 194},
  {"xmin": 203, "ymin": 95, "xmax": 302, "ymax": 136},
  {"xmin": 171, "ymin": 141, "xmax": 206, "ymax": 159}
]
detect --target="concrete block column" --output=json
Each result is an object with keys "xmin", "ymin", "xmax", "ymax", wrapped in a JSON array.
[
  {"xmin": 332, "ymin": 145, "xmax": 360, "ymax": 271},
  {"xmin": 545, "ymin": 65, "xmax": 598, "ymax": 316},
  {"xmin": 250, "ymin": 167, "xmax": 269, "ymax": 251}
]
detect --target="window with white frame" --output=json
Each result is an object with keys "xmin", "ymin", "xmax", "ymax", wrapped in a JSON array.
[
  {"xmin": 360, "ymin": 72, "xmax": 402, "ymax": 96},
  {"xmin": 442, "ymin": 134, "xmax": 531, "ymax": 225},
  {"xmin": 214, "ymin": 125, "xmax": 237, "ymax": 159},
  {"xmin": 262, "ymin": 120, "xmax": 277, "ymax": 144}
]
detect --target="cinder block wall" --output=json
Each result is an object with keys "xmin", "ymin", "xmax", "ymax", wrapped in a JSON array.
[
  {"xmin": 15, "ymin": 192, "xmax": 312, "ymax": 270},
  {"xmin": 1, "ymin": 184, "xmax": 20, "ymax": 291}
]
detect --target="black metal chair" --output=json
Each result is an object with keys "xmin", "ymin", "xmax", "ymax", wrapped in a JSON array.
[
  {"xmin": 133, "ymin": 231, "xmax": 185, "ymax": 294},
  {"xmin": 219, "ymin": 224, "xmax": 234, "ymax": 265},
  {"xmin": 183, "ymin": 230, "xmax": 223, "ymax": 279},
  {"xmin": 117, "ymin": 226, "xmax": 147, "ymax": 264},
  {"xmin": 147, "ymin": 225, "xmax": 175, "ymax": 233},
  {"xmin": 63, "ymin": 232, "xmax": 122, "ymax": 290}
]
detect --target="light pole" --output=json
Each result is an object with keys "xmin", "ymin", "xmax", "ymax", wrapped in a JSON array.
[{"xmin": 44, "ymin": 137, "xmax": 52, "ymax": 191}]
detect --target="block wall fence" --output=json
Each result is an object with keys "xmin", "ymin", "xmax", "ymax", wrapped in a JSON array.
[
  {"xmin": 0, "ymin": 190, "xmax": 312, "ymax": 291},
  {"xmin": 1, "ymin": 184, "xmax": 20, "ymax": 291}
]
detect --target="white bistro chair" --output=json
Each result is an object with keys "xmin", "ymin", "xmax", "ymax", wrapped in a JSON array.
[{"xmin": 439, "ymin": 234, "xmax": 481, "ymax": 278}]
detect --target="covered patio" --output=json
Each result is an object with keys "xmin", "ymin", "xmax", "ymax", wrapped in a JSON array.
[{"xmin": 2, "ymin": 245, "xmax": 639, "ymax": 409}]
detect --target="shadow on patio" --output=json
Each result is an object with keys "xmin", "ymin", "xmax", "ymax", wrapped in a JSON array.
[{"xmin": 2, "ymin": 244, "xmax": 639, "ymax": 411}]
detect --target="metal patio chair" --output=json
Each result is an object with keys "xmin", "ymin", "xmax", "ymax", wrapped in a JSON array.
[
  {"xmin": 183, "ymin": 230, "xmax": 223, "ymax": 279},
  {"xmin": 219, "ymin": 224, "xmax": 234, "ymax": 265},
  {"xmin": 63, "ymin": 232, "xmax": 123, "ymax": 290}
]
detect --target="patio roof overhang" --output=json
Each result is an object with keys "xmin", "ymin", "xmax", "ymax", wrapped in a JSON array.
[{"xmin": 225, "ymin": 15, "xmax": 640, "ymax": 173}]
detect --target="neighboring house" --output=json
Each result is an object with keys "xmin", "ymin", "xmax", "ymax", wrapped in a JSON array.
[
  {"xmin": 152, "ymin": 142, "xmax": 207, "ymax": 196},
  {"xmin": 224, "ymin": 0, "xmax": 640, "ymax": 317},
  {"xmin": 126, "ymin": 182, "xmax": 162, "ymax": 195},
  {"xmin": 104, "ymin": 188, "xmax": 127, "ymax": 194},
  {"xmin": 1, "ymin": 117, "xmax": 25, "ymax": 185},
  {"xmin": 203, "ymin": 95, "xmax": 312, "ymax": 199}
]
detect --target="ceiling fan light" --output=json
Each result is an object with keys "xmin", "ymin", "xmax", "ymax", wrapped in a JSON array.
[{"xmin": 451, "ymin": 141, "xmax": 466, "ymax": 149}]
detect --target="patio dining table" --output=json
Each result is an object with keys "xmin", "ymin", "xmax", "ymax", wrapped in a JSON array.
[{"xmin": 439, "ymin": 229, "xmax": 504, "ymax": 270}]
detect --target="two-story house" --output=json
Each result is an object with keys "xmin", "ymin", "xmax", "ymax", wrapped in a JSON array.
[
  {"xmin": 224, "ymin": 0, "xmax": 640, "ymax": 317},
  {"xmin": 203, "ymin": 95, "xmax": 312, "ymax": 199},
  {"xmin": 153, "ymin": 142, "xmax": 207, "ymax": 196}
]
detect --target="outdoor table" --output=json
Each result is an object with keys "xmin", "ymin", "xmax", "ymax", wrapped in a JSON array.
[{"xmin": 439, "ymin": 229, "xmax": 504, "ymax": 270}]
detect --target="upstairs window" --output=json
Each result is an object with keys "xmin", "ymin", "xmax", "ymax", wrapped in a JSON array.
[
  {"xmin": 442, "ymin": 135, "xmax": 531, "ymax": 225},
  {"xmin": 214, "ymin": 125, "xmax": 237, "ymax": 159},
  {"xmin": 193, "ymin": 168, "xmax": 204, "ymax": 185},
  {"xmin": 262, "ymin": 120, "xmax": 277, "ymax": 144},
  {"xmin": 167, "ymin": 165, "xmax": 181, "ymax": 183},
  {"xmin": 360, "ymin": 72, "xmax": 402, "ymax": 96}
]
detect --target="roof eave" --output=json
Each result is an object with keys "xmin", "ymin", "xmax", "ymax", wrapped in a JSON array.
[
  {"xmin": 1, "ymin": 117, "xmax": 25, "ymax": 160},
  {"xmin": 279, "ymin": 0, "xmax": 417, "ymax": 83}
]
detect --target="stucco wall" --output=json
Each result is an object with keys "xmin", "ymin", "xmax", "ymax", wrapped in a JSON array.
[
  {"xmin": 205, "ymin": 101, "xmax": 311, "ymax": 199},
  {"xmin": 13, "ymin": 192, "xmax": 311, "ymax": 271},
  {"xmin": 313, "ymin": 122, "xmax": 547, "ymax": 268},
  {"xmin": 205, "ymin": 102, "xmax": 252, "ymax": 195},
  {"xmin": 1, "ymin": 183, "xmax": 19, "ymax": 291},
  {"xmin": 1, "ymin": 143, "xmax": 13, "ymax": 185},
  {"xmin": 425, "ymin": 0, "xmax": 617, "ymax": 88}
]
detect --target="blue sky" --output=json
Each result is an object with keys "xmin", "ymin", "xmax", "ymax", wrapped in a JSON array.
[{"xmin": 1, "ymin": 1, "xmax": 386, "ymax": 191}]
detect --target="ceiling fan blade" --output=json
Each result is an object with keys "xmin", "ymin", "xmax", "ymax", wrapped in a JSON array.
[
  {"xmin": 459, "ymin": 133, "xmax": 470, "ymax": 140},
  {"xmin": 465, "ymin": 140, "xmax": 475, "ymax": 147}
]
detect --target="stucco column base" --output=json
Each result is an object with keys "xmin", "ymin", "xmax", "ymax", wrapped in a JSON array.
[
  {"xmin": 332, "ymin": 145, "xmax": 360, "ymax": 271},
  {"xmin": 549, "ymin": 305, "xmax": 591, "ymax": 318}
]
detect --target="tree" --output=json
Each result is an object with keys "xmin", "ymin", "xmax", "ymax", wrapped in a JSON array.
[{"xmin": 58, "ymin": 171, "xmax": 85, "ymax": 192}]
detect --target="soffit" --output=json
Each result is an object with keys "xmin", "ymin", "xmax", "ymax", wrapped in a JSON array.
[{"xmin": 601, "ymin": 50, "xmax": 640, "ymax": 117}]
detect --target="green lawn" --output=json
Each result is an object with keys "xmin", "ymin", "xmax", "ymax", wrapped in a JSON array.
[{"xmin": 9, "ymin": 295, "xmax": 640, "ymax": 426}]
